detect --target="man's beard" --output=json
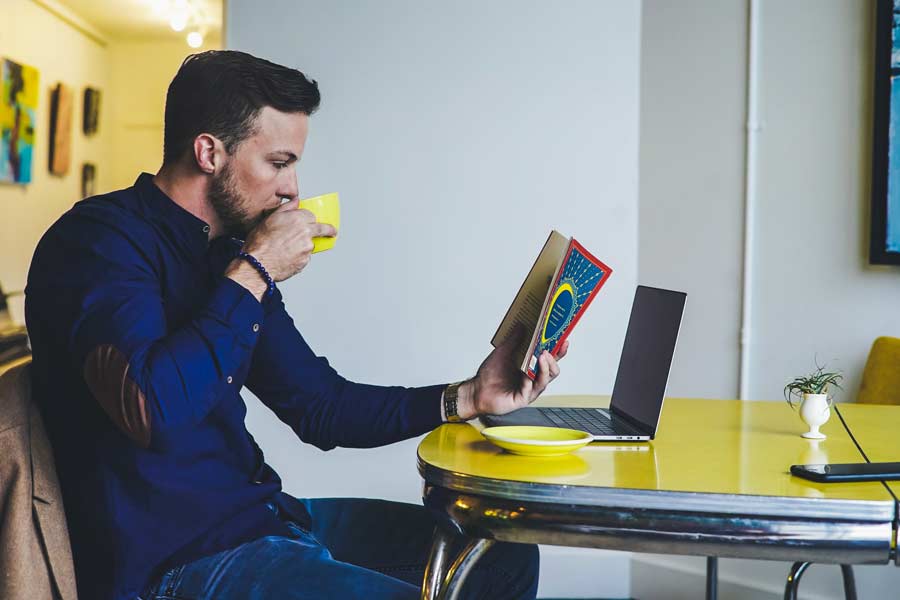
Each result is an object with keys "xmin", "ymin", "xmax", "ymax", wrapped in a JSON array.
[{"xmin": 208, "ymin": 163, "xmax": 274, "ymax": 239}]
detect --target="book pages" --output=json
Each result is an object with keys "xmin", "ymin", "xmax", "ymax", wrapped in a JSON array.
[{"xmin": 492, "ymin": 230, "xmax": 568, "ymax": 367}]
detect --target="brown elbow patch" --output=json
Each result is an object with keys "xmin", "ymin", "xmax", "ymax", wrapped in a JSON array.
[{"xmin": 83, "ymin": 345, "xmax": 151, "ymax": 448}]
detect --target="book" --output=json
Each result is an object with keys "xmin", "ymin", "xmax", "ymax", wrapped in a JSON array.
[{"xmin": 492, "ymin": 230, "xmax": 613, "ymax": 379}]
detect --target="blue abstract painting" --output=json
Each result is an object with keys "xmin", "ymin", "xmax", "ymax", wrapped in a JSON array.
[
  {"xmin": 887, "ymin": 2, "xmax": 900, "ymax": 252},
  {"xmin": 873, "ymin": 0, "xmax": 900, "ymax": 263}
]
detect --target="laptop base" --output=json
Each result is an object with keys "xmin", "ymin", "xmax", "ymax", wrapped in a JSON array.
[{"xmin": 482, "ymin": 407, "xmax": 650, "ymax": 442}]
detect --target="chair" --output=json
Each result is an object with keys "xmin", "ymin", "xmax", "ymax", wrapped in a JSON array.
[
  {"xmin": 0, "ymin": 360, "xmax": 78, "ymax": 600},
  {"xmin": 858, "ymin": 336, "xmax": 900, "ymax": 405}
]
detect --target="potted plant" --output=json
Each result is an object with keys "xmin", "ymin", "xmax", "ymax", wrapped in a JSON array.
[{"xmin": 784, "ymin": 364, "xmax": 843, "ymax": 440}]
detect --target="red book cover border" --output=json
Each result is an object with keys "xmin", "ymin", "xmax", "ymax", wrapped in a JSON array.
[{"xmin": 526, "ymin": 238, "xmax": 613, "ymax": 379}]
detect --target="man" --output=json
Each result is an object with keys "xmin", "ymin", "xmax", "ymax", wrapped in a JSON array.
[{"xmin": 25, "ymin": 50, "xmax": 567, "ymax": 600}]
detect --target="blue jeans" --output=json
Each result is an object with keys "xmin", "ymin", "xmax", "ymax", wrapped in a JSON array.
[{"xmin": 138, "ymin": 497, "xmax": 539, "ymax": 599}]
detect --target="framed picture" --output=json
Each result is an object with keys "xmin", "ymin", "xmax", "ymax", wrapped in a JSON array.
[
  {"xmin": 0, "ymin": 58, "xmax": 39, "ymax": 184},
  {"xmin": 48, "ymin": 83, "xmax": 73, "ymax": 176},
  {"xmin": 83, "ymin": 87, "xmax": 100, "ymax": 136},
  {"xmin": 81, "ymin": 163, "xmax": 95, "ymax": 198},
  {"xmin": 871, "ymin": 0, "xmax": 900, "ymax": 264}
]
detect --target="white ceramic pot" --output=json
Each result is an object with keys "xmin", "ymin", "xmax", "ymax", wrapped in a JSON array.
[{"xmin": 799, "ymin": 393, "xmax": 831, "ymax": 439}]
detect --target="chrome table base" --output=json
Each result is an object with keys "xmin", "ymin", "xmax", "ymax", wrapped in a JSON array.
[
  {"xmin": 419, "ymin": 484, "xmax": 892, "ymax": 599},
  {"xmin": 784, "ymin": 562, "xmax": 857, "ymax": 600}
]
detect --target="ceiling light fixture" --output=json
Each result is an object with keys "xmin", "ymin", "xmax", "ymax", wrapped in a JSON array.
[
  {"xmin": 187, "ymin": 30, "xmax": 203, "ymax": 48},
  {"xmin": 170, "ymin": 11, "xmax": 189, "ymax": 32},
  {"xmin": 152, "ymin": 0, "xmax": 211, "ymax": 48},
  {"xmin": 149, "ymin": 0, "xmax": 167, "ymax": 16}
]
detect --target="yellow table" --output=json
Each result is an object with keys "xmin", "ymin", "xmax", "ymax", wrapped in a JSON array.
[
  {"xmin": 417, "ymin": 396, "xmax": 897, "ymax": 599},
  {"xmin": 832, "ymin": 403, "xmax": 900, "ymax": 515}
]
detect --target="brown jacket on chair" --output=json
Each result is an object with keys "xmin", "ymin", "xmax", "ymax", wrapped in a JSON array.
[{"xmin": 0, "ymin": 360, "xmax": 78, "ymax": 600}]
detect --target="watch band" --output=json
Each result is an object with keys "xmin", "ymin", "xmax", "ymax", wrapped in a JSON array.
[{"xmin": 444, "ymin": 381, "xmax": 464, "ymax": 423}]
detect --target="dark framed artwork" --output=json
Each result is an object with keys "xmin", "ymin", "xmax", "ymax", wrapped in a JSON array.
[
  {"xmin": 871, "ymin": 0, "xmax": 900, "ymax": 264},
  {"xmin": 81, "ymin": 163, "xmax": 95, "ymax": 198},
  {"xmin": 82, "ymin": 87, "xmax": 100, "ymax": 136}
]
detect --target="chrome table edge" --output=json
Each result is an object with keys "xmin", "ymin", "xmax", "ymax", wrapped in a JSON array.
[
  {"xmin": 421, "ymin": 484, "xmax": 895, "ymax": 566},
  {"xmin": 417, "ymin": 458, "xmax": 896, "ymax": 523}
]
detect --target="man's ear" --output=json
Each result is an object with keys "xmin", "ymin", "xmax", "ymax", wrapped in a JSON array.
[{"xmin": 193, "ymin": 133, "xmax": 221, "ymax": 174}]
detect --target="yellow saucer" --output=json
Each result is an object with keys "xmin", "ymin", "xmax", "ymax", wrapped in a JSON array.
[{"xmin": 481, "ymin": 426, "xmax": 593, "ymax": 457}]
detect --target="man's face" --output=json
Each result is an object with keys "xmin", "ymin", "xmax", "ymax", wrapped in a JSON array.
[{"xmin": 208, "ymin": 106, "xmax": 309, "ymax": 238}]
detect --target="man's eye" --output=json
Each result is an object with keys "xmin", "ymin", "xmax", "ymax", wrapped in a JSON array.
[{"xmin": 273, "ymin": 162, "xmax": 288, "ymax": 170}]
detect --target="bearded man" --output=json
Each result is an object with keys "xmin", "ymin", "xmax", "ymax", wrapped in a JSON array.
[{"xmin": 25, "ymin": 50, "xmax": 567, "ymax": 600}]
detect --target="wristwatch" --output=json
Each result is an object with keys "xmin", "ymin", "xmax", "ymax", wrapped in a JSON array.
[{"xmin": 443, "ymin": 381, "xmax": 464, "ymax": 423}]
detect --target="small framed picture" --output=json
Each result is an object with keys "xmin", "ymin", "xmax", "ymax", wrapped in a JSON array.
[
  {"xmin": 81, "ymin": 163, "xmax": 96, "ymax": 198},
  {"xmin": 83, "ymin": 87, "xmax": 101, "ymax": 136}
]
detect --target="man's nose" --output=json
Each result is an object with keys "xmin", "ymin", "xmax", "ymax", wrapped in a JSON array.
[{"xmin": 278, "ymin": 170, "xmax": 299, "ymax": 201}]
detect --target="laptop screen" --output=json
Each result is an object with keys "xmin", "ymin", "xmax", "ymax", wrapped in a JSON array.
[{"xmin": 609, "ymin": 286, "xmax": 686, "ymax": 434}]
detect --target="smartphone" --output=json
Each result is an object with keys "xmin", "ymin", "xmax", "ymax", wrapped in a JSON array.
[{"xmin": 790, "ymin": 462, "xmax": 900, "ymax": 483}]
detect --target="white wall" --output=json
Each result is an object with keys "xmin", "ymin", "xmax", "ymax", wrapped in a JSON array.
[
  {"xmin": 638, "ymin": 0, "xmax": 747, "ymax": 399},
  {"xmin": 749, "ymin": 0, "xmax": 900, "ymax": 403},
  {"xmin": 638, "ymin": 1, "xmax": 900, "ymax": 597},
  {"xmin": 0, "ymin": 0, "xmax": 110, "ymax": 322},
  {"xmin": 228, "ymin": 1, "xmax": 640, "ymax": 597}
]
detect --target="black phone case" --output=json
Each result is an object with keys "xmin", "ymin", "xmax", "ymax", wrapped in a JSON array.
[{"xmin": 790, "ymin": 462, "xmax": 900, "ymax": 483}]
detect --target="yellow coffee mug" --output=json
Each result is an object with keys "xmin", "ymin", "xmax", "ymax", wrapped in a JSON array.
[{"xmin": 298, "ymin": 192, "xmax": 340, "ymax": 253}]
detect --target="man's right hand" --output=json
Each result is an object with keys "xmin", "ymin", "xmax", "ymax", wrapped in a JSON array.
[{"xmin": 225, "ymin": 199, "xmax": 337, "ymax": 300}]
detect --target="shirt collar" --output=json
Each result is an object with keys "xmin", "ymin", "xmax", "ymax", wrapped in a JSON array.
[{"xmin": 134, "ymin": 172, "xmax": 211, "ymax": 256}]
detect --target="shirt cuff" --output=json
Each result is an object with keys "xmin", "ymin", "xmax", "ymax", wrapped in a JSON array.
[
  {"xmin": 208, "ymin": 277, "xmax": 266, "ymax": 348},
  {"xmin": 408, "ymin": 384, "xmax": 447, "ymax": 433}
]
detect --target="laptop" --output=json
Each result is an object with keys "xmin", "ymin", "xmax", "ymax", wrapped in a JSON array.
[{"xmin": 481, "ymin": 285, "xmax": 686, "ymax": 441}]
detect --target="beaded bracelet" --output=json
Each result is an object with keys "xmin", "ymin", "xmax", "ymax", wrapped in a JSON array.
[{"xmin": 237, "ymin": 251, "xmax": 275, "ymax": 298}]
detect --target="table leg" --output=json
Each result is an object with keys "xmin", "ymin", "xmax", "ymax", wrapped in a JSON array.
[
  {"xmin": 421, "ymin": 527, "xmax": 495, "ymax": 600},
  {"xmin": 840, "ymin": 565, "xmax": 857, "ymax": 600},
  {"xmin": 784, "ymin": 561, "xmax": 811, "ymax": 600},
  {"xmin": 706, "ymin": 557, "xmax": 718, "ymax": 600}
]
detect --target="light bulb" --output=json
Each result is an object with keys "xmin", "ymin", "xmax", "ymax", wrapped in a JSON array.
[
  {"xmin": 187, "ymin": 31, "xmax": 203, "ymax": 48},
  {"xmin": 170, "ymin": 12, "xmax": 188, "ymax": 32}
]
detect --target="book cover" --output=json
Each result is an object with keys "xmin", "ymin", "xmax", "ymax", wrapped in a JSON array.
[
  {"xmin": 492, "ymin": 231, "xmax": 613, "ymax": 379},
  {"xmin": 524, "ymin": 239, "xmax": 612, "ymax": 378}
]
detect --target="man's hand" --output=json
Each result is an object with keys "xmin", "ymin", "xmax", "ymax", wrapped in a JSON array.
[
  {"xmin": 455, "ymin": 332, "xmax": 569, "ymax": 421},
  {"xmin": 226, "ymin": 199, "xmax": 337, "ymax": 300}
]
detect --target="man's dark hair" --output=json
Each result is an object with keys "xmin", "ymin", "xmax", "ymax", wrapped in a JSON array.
[{"xmin": 163, "ymin": 50, "xmax": 320, "ymax": 165}]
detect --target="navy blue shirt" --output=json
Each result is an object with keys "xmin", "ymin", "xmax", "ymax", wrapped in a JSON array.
[{"xmin": 25, "ymin": 173, "xmax": 445, "ymax": 600}]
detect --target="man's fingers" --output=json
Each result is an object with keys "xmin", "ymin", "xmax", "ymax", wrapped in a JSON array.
[
  {"xmin": 555, "ymin": 340, "xmax": 570, "ymax": 361},
  {"xmin": 314, "ymin": 223, "xmax": 338, "ymax": 238},
  {"xmin": 277, "ymin": 198, "xmax": 301, "ymax": 212},
  {"xmin": 295, "ymin": 208, "xmax": 317, "ymax": 223},
  {"xmin": 534, "ymin": 351, "xmax": 552, "ymax": 393},
  {"xmin": 547, "ymin": 354, "xmax": 561, "ymax": 379}
]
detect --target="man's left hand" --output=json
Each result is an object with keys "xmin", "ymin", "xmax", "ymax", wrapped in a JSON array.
[{"xmin": 455, "ymin": 335, "xmax": 569, "ymax": 421}]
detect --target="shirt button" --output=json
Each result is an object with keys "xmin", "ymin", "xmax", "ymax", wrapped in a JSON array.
[
  {"xmin": 202, "ymin": 225, "xmax": 210, "ymax": 233},
  {"xmin": 252, "ymin": 323, "xmax": 260, "ymax": 333},
  {"xmin": 226, "ymin": 376, "xmax": 233, "ymax": 384}
]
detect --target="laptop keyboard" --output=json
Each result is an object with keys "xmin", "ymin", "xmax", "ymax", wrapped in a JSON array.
[{"xmin": 541, "ymin": 407, "xmax": 628, "ymax": 437}]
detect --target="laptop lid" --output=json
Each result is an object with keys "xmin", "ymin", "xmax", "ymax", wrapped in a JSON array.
[{"xmin": 608, "ymin": 285, "xmax": 686, "ymax": 436}]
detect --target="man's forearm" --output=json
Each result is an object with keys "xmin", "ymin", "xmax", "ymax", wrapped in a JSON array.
[{"xmin": 226, "ymin": 259, "xmax": 268, "ymax": 302}]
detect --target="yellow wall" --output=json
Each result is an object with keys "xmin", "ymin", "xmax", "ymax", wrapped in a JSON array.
[
  {"xmin": 0, "ymin": 0, "xmax": 110, "ymax": 319},
  {"xmin": 107, "ymin": 37, "xmax": 220, "ymax": 191},
  {"xmin": 0, "ymin": 0, "xmax": 220, "ymax": 323}
]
